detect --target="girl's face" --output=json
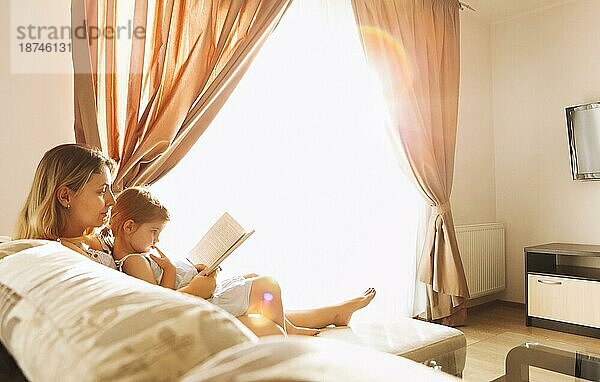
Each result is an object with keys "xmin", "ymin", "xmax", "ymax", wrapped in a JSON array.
[
  {"xmin": 128, "ymin": 220, "xmax": 166, "ymax": 253},
  {"xmin": 68, "ymin": 166, "xmax": 115, "ymax": 234}
]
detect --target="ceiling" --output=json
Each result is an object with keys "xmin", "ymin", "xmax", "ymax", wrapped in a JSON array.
[{"xmin": 463, "ymin": 0, "xmax": 575, "ymax": 23}]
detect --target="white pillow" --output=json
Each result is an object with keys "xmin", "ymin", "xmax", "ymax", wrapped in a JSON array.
[
  {"xmin": 0, "ymin": 242, "xmax": 256, "ymax": 381},
  {"xmin": 0, "ymin": 239, "xmax": 51, "ymax": 260}
]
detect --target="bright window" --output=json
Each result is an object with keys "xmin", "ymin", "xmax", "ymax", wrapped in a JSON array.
[{"xmin": 151, "ymin": 0, "xmax": 422, "ymax": 320}]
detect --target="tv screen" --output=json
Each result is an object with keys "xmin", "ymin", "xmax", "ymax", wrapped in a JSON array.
[{"xmin": 566, "ymin": 102, "xmax": 600, "ymax": 180}]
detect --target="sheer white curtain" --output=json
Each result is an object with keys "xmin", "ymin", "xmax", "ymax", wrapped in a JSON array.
[{"xmin": 151, "ymin": 0, "xmax": 422, "ymax": 320}]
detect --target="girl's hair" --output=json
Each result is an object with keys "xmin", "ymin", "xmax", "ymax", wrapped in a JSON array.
[
  {"xmin": 14, "ymin": 144, "xmax": 116, "ymax": 240},
  {"xmin": 110, "ymin": 187, "xmax": 170, "ymax": 234}
]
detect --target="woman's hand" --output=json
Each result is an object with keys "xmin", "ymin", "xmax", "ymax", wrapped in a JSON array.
[
  {"xmin": 149, "ymin": 246, "xmax": 175, "ymax": 274},
  {"xmin": 243, "ymin": 273, "xmax": 259, "ymax": 279}
]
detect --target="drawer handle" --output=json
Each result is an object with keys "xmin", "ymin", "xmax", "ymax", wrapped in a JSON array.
[{"xmin": 537, "ymin": 279, "xmax": 562, "ymax": 285}]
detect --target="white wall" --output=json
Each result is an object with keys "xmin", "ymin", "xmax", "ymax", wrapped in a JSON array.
[
  {"xmin": 0, "ymin": 0, "xmax": 74, "ymax": 236},
  {"xmin": 452, "ymin": 13, "xmax": 496, "ymax": 226},
  {"xmin": 451, "ymin": 12, "xmax": 501, "ymax": 306},
  {"xmin": 493, "ymin": 0, "xmax": 600, "ymax": 302}
]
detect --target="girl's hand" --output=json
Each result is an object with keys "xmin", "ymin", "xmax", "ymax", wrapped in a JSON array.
[
  {"xmin": 243, "ymin": 273, "xmax": 259, "ymax": 279},
  {"xmin": 187, "ymin": 272, "xmax": 217, "ymax": 299},
  {"xmin": 149, "ymin": 246, "xmax": 175, "ymax": 274},
  {"xmin": 194, "ymin": 263, "xmax": 208, "ymax": 273},
  {"xmin": 194, "ymin": 263, "xmax": 221, "ymax": 276}
]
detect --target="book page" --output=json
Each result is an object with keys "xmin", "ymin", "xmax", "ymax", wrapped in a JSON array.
[
  {"xmin": 186, "ymin": 212, "xmax": 245, "ymax": 268},
  {"xmin": 200, "ymin": 230, "xmax": 255, "ymax": 275}
]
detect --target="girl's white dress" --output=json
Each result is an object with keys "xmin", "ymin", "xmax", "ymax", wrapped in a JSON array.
[{"xmin": 115, "ymin": 254, "xmax": 253, "ymax": 317}]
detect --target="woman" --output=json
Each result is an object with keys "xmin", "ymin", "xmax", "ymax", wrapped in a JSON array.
[
  {"xmin": 14, "ymin": 144, "xmax": 218, "ymax": 301},
  {"xmin": 15, "ymin": 144, "xmax": 375, "ymax": 336}
]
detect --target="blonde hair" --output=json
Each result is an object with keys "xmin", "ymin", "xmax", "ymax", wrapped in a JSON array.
[
  {"xmin": 110, "ymin": 187, "xmax": 170, "ymax": 235},
  {"xmin": 14, "ymin": 144, "xmax": 116, "ymax": 240}
]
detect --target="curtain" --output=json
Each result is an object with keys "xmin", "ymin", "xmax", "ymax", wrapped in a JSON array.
[
  {"xmin": 71, "ymin": 0, "xmax": 292, "ymax": 191},
  {"xmin": 351, "ymin": 0, "xmax": 469, "ymax": 325},
  {"xmin": 150, "ymin": 0, "xmax": 423, "ymax": 321}
]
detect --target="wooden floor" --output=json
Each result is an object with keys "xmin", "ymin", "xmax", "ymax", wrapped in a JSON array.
[{"xmin": 462, "ymin": 301, "xmax": 600, "ymax": 381}]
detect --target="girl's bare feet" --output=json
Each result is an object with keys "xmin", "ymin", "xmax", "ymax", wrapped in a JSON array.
[{"xmin": 332, "ymin": 288, "xmax": 376, "ymax": 326}]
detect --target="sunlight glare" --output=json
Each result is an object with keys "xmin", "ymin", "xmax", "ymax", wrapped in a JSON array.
[{"xmin": 151, "ymin": 0, "xmax": 422, "ymax": 320}]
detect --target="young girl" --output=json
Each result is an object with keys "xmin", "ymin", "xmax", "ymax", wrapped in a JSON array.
[{"xmin": 110, "ymin": 187, "xmax": 376, "ymax": 336}]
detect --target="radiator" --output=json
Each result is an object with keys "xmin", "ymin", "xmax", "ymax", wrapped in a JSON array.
[{"xmin": 455, "ymin": 223, "xmax": 505, "ymax": 299}]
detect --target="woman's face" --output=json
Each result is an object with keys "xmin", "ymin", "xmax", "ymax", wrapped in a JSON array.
[{"xmin": 68, "ymin": 166, "xmax": 115, "ymax": 233}]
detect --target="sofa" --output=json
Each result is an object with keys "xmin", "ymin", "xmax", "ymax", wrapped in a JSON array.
[
  {"xmin": 320, "ymin": 318, "xmax": 466, "ymax": 376},
  {"xmin": 0, "ymin": 240, "xmax": 465, "ymax": 381}
]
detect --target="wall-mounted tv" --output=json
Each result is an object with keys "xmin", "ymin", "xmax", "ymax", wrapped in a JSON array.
[{"xmin": 566, "ymin": 102, "xmax": 600, "ymax": 180}]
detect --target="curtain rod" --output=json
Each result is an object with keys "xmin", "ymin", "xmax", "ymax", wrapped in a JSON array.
[{"xmin": 459, "ymin": 2, "xmax": 476, "ymax": 12}]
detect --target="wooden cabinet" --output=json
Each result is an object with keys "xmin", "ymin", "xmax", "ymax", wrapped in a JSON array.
[{"xmin": 525, "ymin": 243, "xmax": 600, "ymax": 338}]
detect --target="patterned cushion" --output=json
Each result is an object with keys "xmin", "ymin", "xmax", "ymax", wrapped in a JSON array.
[
  {"xmin": 0, "ymin": 239, "xmax": 50, "ymax": 261},
  {"xmin": 0, "ymin": 242, "xmax": 256, "ymax": 381}
]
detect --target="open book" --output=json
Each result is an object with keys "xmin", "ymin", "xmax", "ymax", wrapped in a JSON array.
[{"xmin": 186, "ymin": 212, "xmax": 254, "ymax": 276}]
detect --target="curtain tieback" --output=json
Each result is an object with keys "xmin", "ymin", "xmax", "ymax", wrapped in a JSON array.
[
  {"xmin": 430, "ymin": 202, "xmax": 450, "ymax": 232},
  {"xmin": 430, "ymin": 201, "xmax": 450, "ymax": 216}
]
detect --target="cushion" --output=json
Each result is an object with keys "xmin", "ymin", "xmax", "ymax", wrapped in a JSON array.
[
  {"xmin": 180, "ymin": 336, "xmax": 460, "ymax": 381},
  {"xmin": 0, "ymin": 242, "xmax": 256, "ymax": 382},
  {"xmin": 319, "ymin": 319, "xmax": 466, "ymax": 376},
  {"xmin": 0, "ymin": 239, "xmax": 53, "ymax": 381},
  {"xmin": 0, "ymin": 239, "xmax": 50, "ymax": 261}
]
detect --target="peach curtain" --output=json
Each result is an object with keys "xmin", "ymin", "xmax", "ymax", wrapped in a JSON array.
[
  {"xmin": 351, "ymin": 0, "xmax": 469, "ymax": 324},
  {"xmin": 72, "ymin": 0, "xmax": 292, "ymax": 191}
]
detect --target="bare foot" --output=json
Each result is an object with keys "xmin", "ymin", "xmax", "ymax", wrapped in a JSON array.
[
  {"xmin": 332, "ymin": 288, "xmax": 376, "ymax": 326},
  {"xmin": 286, "ymin": 323, "xmax": 321, "ymax": 336}
]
